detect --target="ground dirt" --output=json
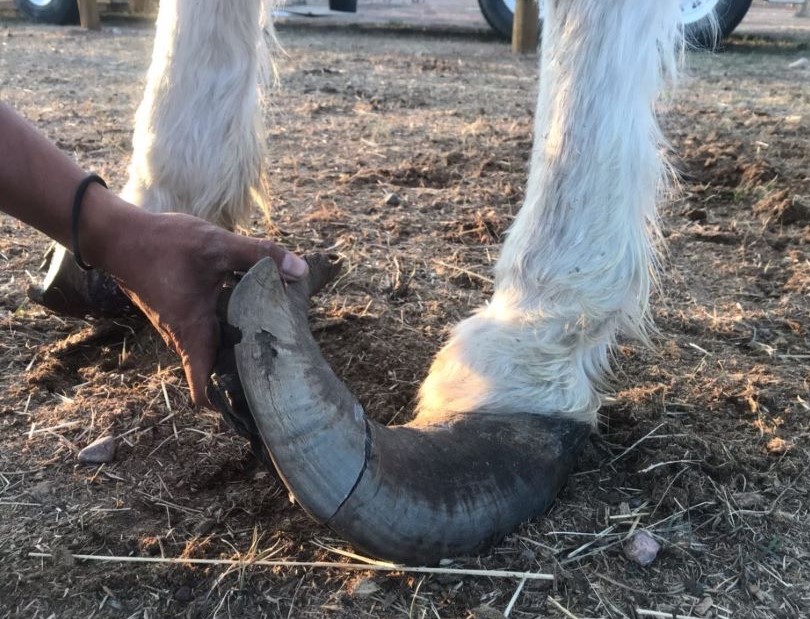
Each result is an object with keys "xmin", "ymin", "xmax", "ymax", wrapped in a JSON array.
[{"xmin": 1, "ymin": 18, "xmax": 809, "ymax": 619}]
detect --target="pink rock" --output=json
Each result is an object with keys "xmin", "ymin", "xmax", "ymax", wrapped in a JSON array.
[
  {"xmin": 624, "ymin": 530, "xmax": 661, "ymax": 566},
  {"xmin": 77, "ymin": 435, "xmax": 116, "ymax": 464}
]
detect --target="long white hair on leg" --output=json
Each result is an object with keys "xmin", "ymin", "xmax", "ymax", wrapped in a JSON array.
[
  {"xmin": 417, "ymin": 0, "xmax": 682, "ymax": 426},
  {"xmin": 121, "ymin": 0, "xmax": 277, "ymax": 230}
]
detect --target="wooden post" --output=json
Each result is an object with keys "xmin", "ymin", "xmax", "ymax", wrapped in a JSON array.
[
  {"xmin": 512, "ymin": 0, "xmax": 539, "ymax": 54},
  {"xmin": 77, "ymin": 0, "xmax": 101, "ymax": 30}
]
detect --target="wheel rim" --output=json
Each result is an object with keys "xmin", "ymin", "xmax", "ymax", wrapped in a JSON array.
[
  {"xmin": 503, "ymin": 0, "xmax": 721, "ymax": 26},
  {"xmin": 28, "ymin": 0, "xmax": 55, "ymax": 6},
  {"xmin": 679, "ymin": 0, "xmax": 721, "ymax": 24}
]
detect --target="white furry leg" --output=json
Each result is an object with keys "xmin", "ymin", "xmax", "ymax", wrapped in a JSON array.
[
  {"xmin": 121, "ymin": 0, "xmax": 273, "ymax": 229},
  {"xmin": 418, "ymin": 0, "xmax": 681, "ymax": 425}
]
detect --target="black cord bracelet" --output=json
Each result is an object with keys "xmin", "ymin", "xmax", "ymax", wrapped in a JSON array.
[{"xmin": 71, "ymin": 174, "xmax": 108, "ymax": 271}]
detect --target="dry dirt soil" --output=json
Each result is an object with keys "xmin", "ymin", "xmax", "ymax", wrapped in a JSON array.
[{"xmin": 1, "ymin": 19, "xmax": 809, "ymax": 619}]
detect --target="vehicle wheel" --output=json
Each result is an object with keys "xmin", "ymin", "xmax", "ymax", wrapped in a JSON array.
[
  {"xmin": 14, "ymin": 0, "xmax": 79, "ymax": 25},
  {"xmin": 478, "ymin": 0, "xmax": 515, "ymax": 41},
  {"xmin": 682, "ymin": 0, "xmax": 753, "ymax": 48},
  {"xmin": 478, "ymin": 0, "xmax": 753, "ymax": 48}
]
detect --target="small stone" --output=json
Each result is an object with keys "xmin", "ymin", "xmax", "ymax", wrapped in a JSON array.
[
  {"xmin": 695, "ymin": 595, "xmax": 713, "ymax": 617},
  {"xmin": 350, "ymin": 577, "xmax": 380, "ymax": 598},
  {"xmin": 623, "ymin": 530, "xmax": 661, "ymax": 566},
  {"xmin": 78, "ymin": 435, "xmax": 116, "ymax": 464},
  {"xmin": 788, "ymin": 57, "xmax": 809, "ymax": 69},
  {"xmin": 384, "ymin": 192, "xmax": 401, "ymax": 207}
]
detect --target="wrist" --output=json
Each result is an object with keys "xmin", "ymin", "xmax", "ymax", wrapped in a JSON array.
[{"xmin": 78, "ymin": 184, "xmax": 153, "ymax": 276}]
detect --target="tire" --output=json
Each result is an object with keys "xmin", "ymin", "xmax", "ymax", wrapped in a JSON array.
[
  {"xmin": 684, "ymin": 0, "xmax": 753, "ymax": 49},
  {"xmin": 478, "ymin": 0, "xmax": 515, "ymax": 41},
  {"xmin": 478, "ymin": 0, "xmax": 753, "ymax": 47},
  {"xmin": 14, "ymin": 0, "xmax": 79, "ymax": 25}
]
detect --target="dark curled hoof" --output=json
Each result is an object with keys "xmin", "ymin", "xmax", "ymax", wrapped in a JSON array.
[
  {"xmin": 209, "ymin": 254, "xmax": 590, "ymax": 565},
  {"xmin": 27, "ymin": 244, "xmax": 135, "ymax": 319},
  {"xmin": 207, "ymin": 255, "xmax": 342, "ymax": 476}
]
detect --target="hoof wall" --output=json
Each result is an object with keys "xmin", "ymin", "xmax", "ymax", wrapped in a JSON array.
[{"xmin": 27, "ymin": 244, "xmax": 134, "ymax": 319}]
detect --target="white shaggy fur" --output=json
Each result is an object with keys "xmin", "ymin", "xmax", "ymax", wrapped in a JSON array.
[
  {"xmin": 417, "ymin": 0, "xmax": 681, "ymax": 424},
  {"xmin": 121, "ymin": 0, "xmax": 274, "ymax": 230},
  {"xmin": 128, "ymin": 0, "xmax": 684, "ymax": 426}
]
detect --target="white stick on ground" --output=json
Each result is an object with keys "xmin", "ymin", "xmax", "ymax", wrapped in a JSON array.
[{"xmin": 28, "ymin": 552, "xmax": 554, "ymax": 581}]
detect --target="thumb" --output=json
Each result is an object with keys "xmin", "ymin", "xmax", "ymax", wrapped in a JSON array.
[{"xmin": 223, "ymin": 234, "xmax": 308, "ymax": 281}]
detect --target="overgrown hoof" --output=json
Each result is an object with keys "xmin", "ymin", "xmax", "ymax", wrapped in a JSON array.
[
  {"xmin": 207, "ymin": 254, "xmax": 342, "ymax": 472},
  {"xmin": 210, "ymin": 255, "xmax": 591, "ymax": 565},
  {"xmin": 27, "ymin": 244, "xmax": 135, "ymax": 319}
]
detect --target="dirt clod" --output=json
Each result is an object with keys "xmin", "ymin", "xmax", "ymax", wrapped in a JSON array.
[
  {"xmin": 754, "ymin": 190, "xmax": 810, "ymax": 225},
  {"xmin": 766, "ymin": 436, "xmax": 790, "ymax": 454},
  {"xmin": 173, "ymin": 585, "xmax": 194, "ymax": 603},
  {"xmin": 472, "ymin": 606, "xmax": 508, "ymax": 619},
  {"xmin": 685, "ymin": 207, "xmax": 708, "ymax": 222},
  {"xmin": 28, "ymin": 481, "xmax": 53, "ymax": 501}
]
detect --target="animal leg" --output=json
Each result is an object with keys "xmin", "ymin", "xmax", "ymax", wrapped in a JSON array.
[
  {"xmin": 121, "ymin": 0, "xmax": 273, "ymax": 230},
  {"xmin": 418, "ymin": 0, "xmax": 682, "ymax": 426}
]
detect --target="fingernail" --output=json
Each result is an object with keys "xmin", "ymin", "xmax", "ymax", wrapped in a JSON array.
[{"xmin": 281, "ymin": 253, "xmax": 308, "ymax": 280}]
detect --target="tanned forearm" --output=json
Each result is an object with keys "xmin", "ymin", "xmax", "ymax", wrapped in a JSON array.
[{"xmin": 0, "ymin": 102, "xmax": 148, "ymax": 272}]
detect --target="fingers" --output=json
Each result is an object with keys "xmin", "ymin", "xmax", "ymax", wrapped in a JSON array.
[
  {"xmin": 179, "ymin": 317, "xmax": 219, "ymax": 409},
  {"xmin": 223, "ymin": 233, "xmax": 308, "ymax": 281}
]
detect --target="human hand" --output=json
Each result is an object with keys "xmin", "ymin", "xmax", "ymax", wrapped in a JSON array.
[{"xmin": 86, "ymin": 203, "xmax": 308, "ymax": 407}]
